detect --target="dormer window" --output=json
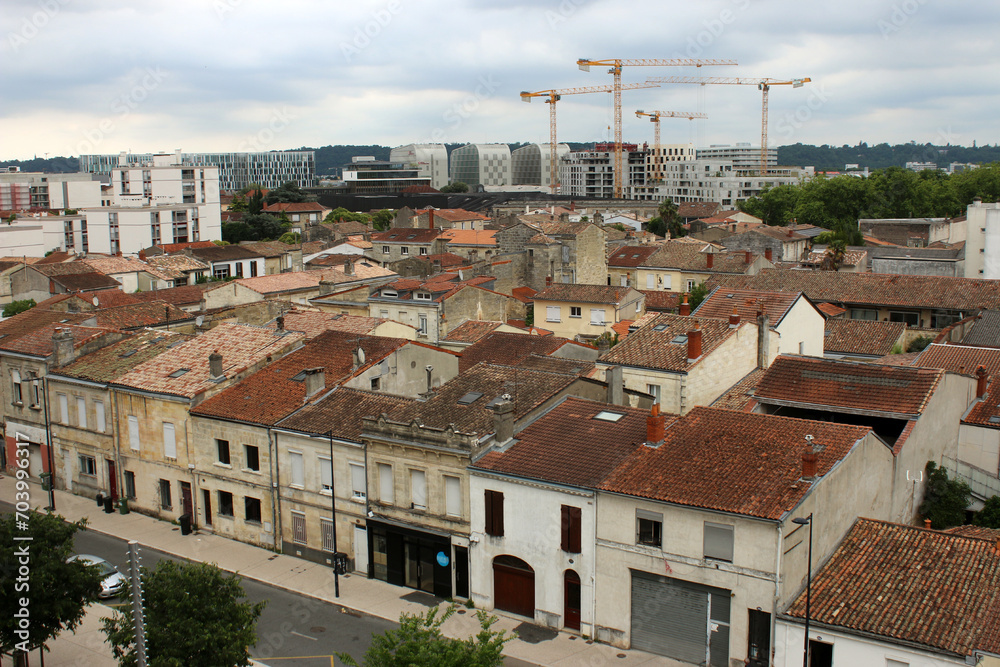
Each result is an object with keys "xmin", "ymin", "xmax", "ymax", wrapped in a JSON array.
[
  {"xmin": 415, "ymin": 292, "xmax": 432, "ymax": 300},
  {"xmin": 381, "ymin": 290, "xmax": 398, "ymax": 298}
]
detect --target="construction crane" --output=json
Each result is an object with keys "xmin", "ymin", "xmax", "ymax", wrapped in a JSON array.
[
  {"xmin": 576, "ymin": 58, "xmax": 737, "ymax": 197},
  {"xmin": 520, "ymin": 82, "xmax": 660, "ymax": 193},
  {"xmin": 634, "ymin": 110, "xmax": 707, "ymax": 182},
  {"xmin": 645, "ymin": 76, "xmax": 810, "ymax": 176}
]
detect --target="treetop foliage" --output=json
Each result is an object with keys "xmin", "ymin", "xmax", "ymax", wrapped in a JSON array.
[{"xmin": 918, "ymin": 461, "xmax": 971, "ymax": 529}]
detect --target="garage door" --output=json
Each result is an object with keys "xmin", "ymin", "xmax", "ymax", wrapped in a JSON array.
[
  {"xmin": 630, "ymin": 571, "xmax": 730, "ymax": 666},
  {"xmin": 493, "ymin": 555, "xmax": 535, "ymax": 618}
]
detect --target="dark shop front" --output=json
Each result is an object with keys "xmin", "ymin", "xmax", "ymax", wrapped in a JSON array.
[{"xmin": 368, "ymin": 520, "xmax": 468, "ymax": 600}]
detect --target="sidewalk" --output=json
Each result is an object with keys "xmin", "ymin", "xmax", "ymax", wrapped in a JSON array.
[{"xmin": 3, "ymin": 476, "xmax": 677, "ymax": 667}]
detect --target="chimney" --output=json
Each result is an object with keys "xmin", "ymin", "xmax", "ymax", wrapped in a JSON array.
[
  {"xmin": 687, "ymin": 324, "xmax": 703, "ymax": 363},
  {"xmin": 801, "ymin": 441, "xmax": 819, "ymax": 480},
  {"xmin": 646, "ymin": 403, "xmax": 666, "ymax": 445},
  {"xmin": 606, "ymin": 365, "xmax": 623, "ymax": 405},
  {"xmin": 787, "ymin": 227, "xmax": 793, "ymax": 237},
  {"xmin": 570, "ymin": 201, "xmax": 576, "ymax": 212},
  {"xmin": 276, "ymin": 315, "xmax": 284, "ymax": 331},
  {"xmin": 765, "ymin": 247, "xmax": 773, "ymax": 262},
  {"xmin": 729, "ymin": 306, "xmax": 740, "ymax": 328},
  {"xmin": 706, "ymin": 252, "xmax": 714, "ymax": 269},
  {"xmin": 679, "ymin": 294, "xmax": 690, "ymax": 316},
  {"xmin": 425, "ymin": 364, "xmax": 434, "ymax": 395},
  {"xmin": 209, "ymin": 350, "xmax": 224, "ymax": 379},
  {"xmin": 545, "ymin": 276, "xmax": 552, "ymax": 287},
  {"xmin": 139, "ymin": 249, "xmax": 146, "ymax": 261},
  {"xmin": 923, "ymin": 518, "xmax": 932, "ymax": 529},
  {"xmin": 52, "ymin": 327, "xmax": 75, "ymax": 366},
  {"xmin": 428, "ymin": 209, "xmax": 435, "ymax": 229},
  {"xmin": 977, "ymin": 365, "xmax": 989, "ymax": 398},
  {"xmin": 744, "ymin": 250, "xmax": 752, "ymax": 264},
  {"xmin": 344, "ymin": 257, "xmax": 354, "ymax": 275},
  {"xmin": 303, "ymin": 367, "xmax": 325, "ymax": 398},
  {"xmin": 493, "ymin": 396, "xmax": 515, "ymax": 443},
  {"xmin": 757, "ymin": 302, "xmax": 771, "ymax": 369}
]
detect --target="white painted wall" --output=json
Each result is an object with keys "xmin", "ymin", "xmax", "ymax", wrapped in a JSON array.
[
  {"xmin": 775, "ymin": 620, "xmax": 967, "ymax": 667},
  {"xmin": 958, "ymin": 422, "xmax": 1000, "ymax": 479},
  {"xmin": 776, "ymin": 297, "xmax": 825, "ymax": 357}
]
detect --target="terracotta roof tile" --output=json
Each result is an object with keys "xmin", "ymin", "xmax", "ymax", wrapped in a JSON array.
[
  {"xmin": 473, "ymin": 397, "xmax": 659, "ymax": 488},
  {"xmin": 711, "ymin": 368, "xmax": 767, "ymax": 411},
  {"xmin": 189, "ymin": 245, "xmax": 263, "ymax": 262},
  {"xmin": 262, "ymin": 202, "xmax": 326, "ymax": 213},
  {"xmin": 131, "ymin": 284, "xmax": 210, "ymax": 307},
  {"xmin": 678, "ymin": 202, "xmax": 722, "ymax": 218},
  {"xmin": 152, "ymin": 241, "xmax": 216, "ymax": 254},
  {"xmin": 693, "ymin": 288, "xmax": 804, "ymax": 325},
  {"xmin": 439, "ymin": 229, "xmax": 497, "ymax": 246},
  {"xmin": 638, "ymin": 290, "xmax": 680, "ymax": 312},
  {"xmin": 143, "ymin": 254, "xmax": 210, "ymax": 279},
  {"xmin": 754, "ymin": 355, "xmax": 943, "ymax": 418},
  {"xmin": 458, "ymin": 331, "xmax": 587, "ymax": 373},
  {"xmin": 533, "ymin": 284, "xmax": 639, "ymax": 305},
  {"xmin": 511, "ymin": 286, "xmax": 537, "ymax": 303},
  {"xmin": 960, "ymin": 310, "xmax": 1000, "ymax": 348},
  {"xmin": 513, "ymin": 354, "xmax": 594, "ymax": 376},
  {"xmin": 54, "ymin": 272, "xmax": 123, "ymax": 291},
  {"xmin": 823, "ymin": 319, "xmax": 907, "ymax": 357},
  {"xmin": 599, "ymin": 314, "xmax": 742, "ymax": 373},
  {"xmin": 601, "ymin": 407, "xmax": 872, "ymax": 519},
  {"xmin": 420, "ymin": 253, "xmax": 467, "ymax": 268},
  {"xmin": 0, "ymin": 309, "xmax": 92, "ymax": 351},
  {"xmin": 238, "ymin": 241, "xmax": 297, "ymax": 258},
  {"xmin": 416, "ymin": 208, "xmax": 489, "ymax": 222},
  {"xmin": 270, "ymin": 310, "xmax": 404, "ymax": 339},
  {"xmin": 372, "ymin": 228, "xmax": 441, "ymax": 243},
  {"xmin": 442, "ymin": 320, "xmax": 504, "ymax": 343},
  {"xmin": 913, "ymin": 344, "xmax": 1000, "ymax": 428},
  {"xmin": 53, "ymin": 330, "xmax": 194, "ymax": 381},
  {"xmin": 88, "ymin": 289, "xmax": 142, "ymax": 309},
  {"xmin": 90, "ymin": 301, "xmax": 191, "ymax": 330},
  {"xmin": 816, "ymin": 302, "xmax": 846, "ymax": 318},
  {"xmin": 785, "ymin": 519, "xmax": 1000, "ymax": 657},
  {"xmin": 191, "ymin": 332, "xmax": 406, "ymax": 425},
  {"xmin": 277, "ymin": 387, "xmax": 415, "ymax": 440},
  {"xmin": 0, "ymin": 323, "xmax": 119, "ymax": 357},
  {"xmin": 642, "ymin": 242, "xmax": 761, "ymax": 274},
  {"xmin": 608, "ymin": 246, "xmax": 659, "ymax": 268}
]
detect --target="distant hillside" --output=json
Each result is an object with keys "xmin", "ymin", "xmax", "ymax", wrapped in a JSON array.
[{"xmin": 0, "ymin": 156, "xmax": 79, "ymax": 173}]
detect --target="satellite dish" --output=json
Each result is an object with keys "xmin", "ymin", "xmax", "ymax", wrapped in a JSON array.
[
  {"xmin": 195, "ymin": 315, "xmax": 204, "ymax": 327},
  {"xmin": 357, "ymin": 347, "xmax": 366, "ymax": 364},
  {"xmin": 93, "ymin": 297, "xmax": 99, "ymax": 307}
]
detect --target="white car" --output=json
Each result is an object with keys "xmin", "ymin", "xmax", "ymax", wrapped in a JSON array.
[{"xmin": 68, "ymin": 554, "xmax": 128, "ymax": 599}]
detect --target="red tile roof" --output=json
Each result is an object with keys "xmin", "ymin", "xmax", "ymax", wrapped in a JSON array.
[
  {"xmin": 693, "ymin": 288, "xmax": 805, "ymax": 325},
  {"xmin": 784, "ymin": 518, "xmax": 1000, "ymax": 657},
  {"xmin": 420, "ymin": 253, "xmax": 468, "ymax": 268},
  {"xmin": 601, "ymin": 407, "xmax": 872, "ymax": 519},
  {"xmin": 511, "ymin": 286, "xmax": 537, "ymax": 303},
  {"xmin": 474, "ymin": 397, "xmax": 662, "ymax": 488},
  {"xmin": 276, "ymin": 387, "xmax": 415, "ymax": 440},
  {"xmin": 262, "ymin": 202, "xmax": 326, "ymax": 213},
  {"xmin": 88, "ymin": 289, "xmax": 142, "ymax": 309},
  {"xmin": 638, "ymin": 290, "xmax": 680, "ymax": 312},
  {"xmin": 191, "ymin": 332, "xmax": 407, "ymax": 425},
  {"xmin": 754, "ymin": 355, "xmax": 944, "ymax": 418},
  {"xmin": 190, "ymin": 245, "xmax": 264, "ymax": 262},
  {"xmin": 914, "ymin": 343, "xmax": 1000, "ymax": 376},
  {"xmin": 416, "ymin": 208, "xmax": 490, "ymax": 222},
  {"xmin": 458, "ymin": 331, "xmax": 589, "ymax": 373},
  {"xmin": 608, "ymin": 246, "xmax": 659, "ymax": 268},
  {"xmin": 152, "ymin": 241, "xmax": 217, "ymax": 254},
  {"xmin": 90, "ymin": 301, "xmax": 191, "ymax": 330},
  {"xmin": 643, "ymin": 243, "xmax": 762, "ymax": 274},
  {"xmin": 678, "ymin": 202, "xmax": 722, "ymax": 219},
  {"xmin": 271, "ymin": 310, "xmax": 404, "ymax": 339},
  {"xmin": 442, "ymin": 320, "xmax": 504, "ymax": 343},
  {"xmin": 53, "ymin": 330, "xmax": 194, "ymax": 382},
  {"xmin": 0, "ymin": 323, "xmax": 120, "ymax": 358},
  {"xmin": 823, "ymin": 319, "xmax": 907, "ymax": 357},
  {"xmin": 815, "ymin": 302, "xmax": 846, "ymax": 318},
  {"xmin": 373, "ymin": 228, "xmax": 441, "ymax": 243},
  {"xmin": 533, "ymin": 284, "xmax": 640, "ymax": 305},
  {"xmin": 711, "ymin": 368, "xmax": 767, "ymax": 411},
  {"xmin": 439, "ymin": 229, "xmax": 497, "ymax": 246},
  {"xmin": 131, "ymin": 284, "xmax": 210, "ymax": 307},
  {"xmin": 599, "ymin": 314, "xmax": 743, "ymax": 373}
]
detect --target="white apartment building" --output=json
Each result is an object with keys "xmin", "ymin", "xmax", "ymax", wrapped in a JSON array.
[
  {"xmin": 449, "ymin": 144, "xmax": 511, "ymax": 189},
  {"xmin": 341, "ymin": 157, "xmax": 430, "ymax": 194},
  {"xmin": 511, "ymin": 143, "xmax": 570, "ymax": 191},
  {"xmin": 389, "ymin": 144, "xmax": 449, "ymax": 190},
  {"xmin": 696, "ymin": 143, "xmax": 777, "ymax": 170},
  {"xmin": 0, "ymin": 171, "xmax": 102, "ymax": 211},
  {"xmin": 646, "ymin": 142, "xmax": 695, "ymax": 183},
  {"xmin": 79, "ymin": 150, "xmax": 316, "ymax": 191},
  {"xmin": 638, "ymin": 159, "xmax": 805, "ymax": 207},
  {"xmin": 559, "ymin": 143, "xmax": 649, "ymax": 200},
  {"xmin": 964, "ymin": 197, "xmax": 1000, "ymax": 279}
]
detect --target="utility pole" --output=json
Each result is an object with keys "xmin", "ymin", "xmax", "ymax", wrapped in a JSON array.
[{"xmin": 127, "ymin": 541, "xmax": 148, "ymax": 667}]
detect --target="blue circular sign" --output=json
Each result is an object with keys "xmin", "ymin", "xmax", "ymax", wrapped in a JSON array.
[{"xmin": 436, "ymin": 551, "xmax": 450, "ymax": 567}]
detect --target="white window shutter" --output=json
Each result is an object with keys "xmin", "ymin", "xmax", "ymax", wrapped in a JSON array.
[{"xmin": 162, "ymin": 422, "xmax": 176, "ymax": 459}]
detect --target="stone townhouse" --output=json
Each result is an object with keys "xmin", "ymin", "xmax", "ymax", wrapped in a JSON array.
[
  {"xmin": 370, "ymin": 228, "xmax": 445, "ymax": 264},
  {"xmin": 532, "ymin": 284, "xmax": 645, "ymax": 341},
  {"xmin": 187, "ymin": 331, "xmax": 458, "ymax": 549},
  {"xmin": 188, "ymin": 244, "xmax": 266, "ymax": 280},
  {"xmin": 457, "ymin": 331, "xmax": 598, "ymax": 373},
  {"xmin": 106, "ymin": 323, "xmax": 304, "ymax": 527},
  {"xmin": 597, "ymin": 311, "xmax": 779, "ymax": 414},
  {"xmin": 822, "ymin": 319, "xmax": 907, "ymax": 361},
  {"xmin": 720, "ymin": 225, "xmax": 811, "ymax": 263},
  {"xmin": 45, "ymin": 330, "xmax": 192, "ymax": 504},
  {"xmin": 238, "ymin": 240, "xmax": 304, "ymax": 275},
  {"xmin": 623, "ymin": 242, "xmax": 773, "ymax": 295},
  {"xmin": 749, "ymin": 355, "xmax": 977, "ymax": 523},
  {"xmin": 266, "ymin": 309, "xmax": 417, "ymax": 341},
  {"xmin": 10, "ymin": 262, "xmax": 122, "ymax": 303},
  {"xmin": 495, "ymin": 220, "xmax": 607, "ymax": 290},
  {"xmin": 82, "ymin": 256, "xmax": 174, "ymax": 292}
]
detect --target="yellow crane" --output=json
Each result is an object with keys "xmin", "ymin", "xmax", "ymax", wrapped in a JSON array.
[
  {"xmin": 520, "ymin": 82, "xmax": 660, "ymax": 193},
  {"xmin": 634, "ymin": 110, "xmax": 707, "ymax": 182},
  {"xmin": 576, "ymin": 58, "xmax": 737, "ymax": 197},
  {"xmin": 645, "ymin": 75, "xmax": 810, "ymax": 176}
]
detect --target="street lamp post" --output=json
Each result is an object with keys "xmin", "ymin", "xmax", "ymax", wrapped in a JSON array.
[
  {"xmin": 329, "ymin": 430, "xmax": 340, "ymax": 598},
  {"xmin": 792, "ymin": 514, "xmax": 814, "ymax": 667}
]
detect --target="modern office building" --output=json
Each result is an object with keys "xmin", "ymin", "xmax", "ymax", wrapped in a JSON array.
[
  {"xmin": 511, "ymin": 143, "xmax": 571, "ymax": 191},
  {"xmin": 0, "ymin": 171, "xmax": 102, "ymax": 211},
  {"xmin": 79, "ymin": 150, "xmax": 316, "ymax": 191},
  {"xmin": 449, "ymin": 144, "xmax": 511, "ymax": 189},
  {"xmin": 341, "ymin": 156, "xmax": 431, "ymax": 194},
  {"xmin": 389, "ymin": 144, "xmax": 449, "ymax": 190}
]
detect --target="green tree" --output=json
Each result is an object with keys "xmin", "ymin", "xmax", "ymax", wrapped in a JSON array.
[
  {"xmin": 247, "ymin": 188, "xmax": 264, "ymax": 215},
  {"xmin": 242, "ymin": 213, "xmax": 286, "ymax": 241},
  {"xmin": 918, "ymin": 461, "xmax": 971, "ymax": 528},
  {"xmin": 973, "ymin": 495, "xmax": 1000, "ymax": 529},
  {"xmin": 221, "ymin": 221, "xmax": 255, "ymax": 244},
  {"xmin": 372, "ymin": 209, "xmax": 395, "ymax": 231},
  {"xmin": 688, "ymin": 281, "xmax": 710, "ymax": 310},
  {"xmin": 907, "ymin": 335, "xmax": 934, "ymax": 353},
  {"xmin": 264, "ymin": 181, "xmax": 310, "ymax": 204},
  {"xmin": 646, "ymin": 216, "xmax": 666, "ymax": 237},
  {"xmin": 228, "ymin": 194, "xmax": 248, "ymax": 213},
  {"xmin": 1, "ymin": 512, "xmax": 102, "ymax": 662},
  {"xmin": 278, "ymin": 231, "xmax": 301, "ymax": 244},
  {"xmin": 337, "ymin": 605, "xmax": 513, "ymax": 667},
  {"xmin": 3, "ymin": 299, "xmax": 36, "ymax": 318},
  {"xmin": 102, "ymin": 560, "xmax": 265, "ymax": 667},
  {"xmin": 440, "ymin": 182, "xmax": 469, "ymax": 193},
  {"xmin": 325, "ymin": 207, "xmax": 371, "ymax": 224}
]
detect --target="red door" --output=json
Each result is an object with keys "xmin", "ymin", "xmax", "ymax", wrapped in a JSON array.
[
  {"xmin": 106, "ymin": 460, "xmax": 118, "ymax": 502},
  {"xmin": 564, "ymin": 570, "xmax": 581, "ymax": 630},
  {"xmin": 180, "ymin": 482, "xmax": 193, "ymax": 524},
  {"xmin": 493, "ymin": 556, "xmax": 535, "ymax": 618}
]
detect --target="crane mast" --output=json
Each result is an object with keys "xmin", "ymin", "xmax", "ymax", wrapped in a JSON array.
[{"xmin": 635, "ymin": 110, "xmax": 707, "ymax": 182}]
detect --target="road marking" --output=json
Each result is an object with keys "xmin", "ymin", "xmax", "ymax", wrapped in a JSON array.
[{"xmin": 290, "ymin": 630, "xmax": 318, "ymax": 641}]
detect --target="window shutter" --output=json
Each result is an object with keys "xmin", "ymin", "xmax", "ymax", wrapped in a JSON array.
[
  {"xmin": 485, "ymin": 490, "xmax": 504, "ymax": 537},
  {"xmin": 128, "ymin": 415, "xmax": 140, "ymax": 451},
  {"xmin": 58, "ymin": 394, "xmax": 68, "ymax": 423},
  {"xmin": 350, "ymin": 463, "xmax": 366, "ymax": 498},
  {"xmin": 77, "ymin": 397, "xmax": 87, "ymax": 429},
  {"xmin": 445, "ymin": 476, "xmax": 461, "ymax": 517},
  {"xmin": 546, "ymin": 305, "xmax": 560, "ymax": 322},
  {"xmin": 570, "ymin": 506, "xmax": 581, "ymax": 553},
  {"xmin": 590, "ymin": 308, "xmax": 605, "ymax": 325},
  {"xmin": 162, "ymin": 422, "xmax": 176, "ymax": 458},
  {"xmin": 378, "ymin": 463, "xmax": 394, "ymax": 504},
  {"xmin": 410, "ymin": 470, "xmax": 426, "ymax": 510},
  {"xmin": 94, "ymin": 401, "xmax": 105, "ymax": 433},
  {"xmin": 319, "ymin": 457, "xmax": 332, "ymax": 491},
  {"xmin": 290, "ymin": 451, "xmax": 304, "ymax": 487},
  {"xmin": 560, "ymin": 505, "xmax": 571, "ymax": 551}
]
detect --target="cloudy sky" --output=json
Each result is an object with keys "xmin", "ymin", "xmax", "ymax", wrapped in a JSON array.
[{"xmin": 2, "ymin": 0, "xmax": 997, "ymax": 160}]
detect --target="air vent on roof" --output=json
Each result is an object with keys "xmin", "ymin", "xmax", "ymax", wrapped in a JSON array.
[
  {"xmin": 653, "ymin": 324, "xmax": 669, "ymax": 332},
  {"xmin": 120, "ymin": 350, "xmax": 137, "ymax": 358},
  {"xmin": 168, "ymin": 340, "xmax": 185, "ymax": 348},
  {"xmin": 671, "ymin": 334, "xmax": 688, "ymax": 344},
  {"xmin": 457, "ymin": 391, "xmax": 484, "ymax": 405},
  {"xmin": 594, "ymin": 411, "xmax": 624, "ymax": 422},
  {"xmin": 290, "ymin": 371, "xmax": 307, "ymax": 382},
  {"xmin": 168, "ymin": 368, "xmax": 190, "ymax": 378}
]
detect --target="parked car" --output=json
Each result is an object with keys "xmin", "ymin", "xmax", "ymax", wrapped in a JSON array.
[{"xmin": 67, "ymin": 554, "xmax": 127, "ymax": 599}]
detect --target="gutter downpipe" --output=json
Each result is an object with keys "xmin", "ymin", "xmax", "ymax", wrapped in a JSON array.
[
  {"xmin": 772, "ymin": 521, "xmax": 783, "ymax": 667},
  {"xmin": 269, "ymin": 427, "xmax": 282, "ymax": 553}
]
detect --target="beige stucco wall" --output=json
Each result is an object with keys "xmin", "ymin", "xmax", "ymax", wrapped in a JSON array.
[
  {"xmin": 776, "ymin": 298, "xmax": 825, "ymax": 357},
  {"xmin": 202, "ymin": 282, "xmax": 264, "ymax": 310},
  {"xmin": 958, "ymin": 422, "xmax": 1000, "ymax": 479},
  {"xmin": 441, "ymin": 288, "xmax": 516, "ymax": 340},
  {"xmin": 341, "ymin": 343, "xmax": 459, "ymax": 397},
  {"xmin": 536, "ymin": 293, "xmax": 644, "ymax": 340},
  {"xmin": 47, "ymin": 377, "xmax": 114, "ymax": 500}
]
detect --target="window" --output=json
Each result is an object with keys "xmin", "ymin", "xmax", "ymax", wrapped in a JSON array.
[
  {"xmin": 162, "ymin": 422, "xmax": 176, "ymax": 459},
  {"xmin": 378, "ymin": 463, "xmax": 394, "ymax": 504},
  {"xmin": 235, "ymin": 262, "xmax": 244, "ymax": 277},
  {"xmin": 662, "ymin": 275, "xmax": 672, "ymax": 290},
  {"xmin": 124, "ymin": 471, "xmax": 136, "ymax": 499},
  {"xmin": 686, "ymin": 280, "xmax": 695, "ymax": 291},
  {"xmin": 415, "ymin": 292, "xmax": 432, "ymax": 300},
  {"xmin": 292, "ymin": 512, "xmax": 307, "ymax": 544},
  {"xmin": 58, "ymin": 393, "xmax": 68, "ymax": 423},
  {"xmin": 94, "ymin": 400, "xmax": 105, "ymax": 433},
  {"xmin": 216, "ymin": 439, "xmax": 230, "ymax": 465},
  {"xmin": 250, "ymin": 262, "xmax": 258, "ymax": 277},
  {"xmin": 400, "ymin": 246, "xmax": 409, "ymax": 255},
  {"xmin": 30, "ymin": 380, "xmax": 40, "ymax": 408},
  {"xmin": 590, "ymin": 308, "xmax": 606, "ymax": 326},
  {"xmin": 647, "ymin": 384, "xmax": 660, "ymax": 404},
  {"xmin": 889, "ymin": 310, "xmax": 920, "ymax": 327},
  {"xmin": 382, "ymin": 245, "xmax": 390, "ymax": 253},
  {"xmin": 159, "ymin": 479, "xmax": 172, "ymax": 510},
  {"xmin": 11, "ymin": 370, "xmax": 22, "ymax": 404},
  {"xmin": 290, "ymin": 451, "xmax": 304, "ymax": 487},
  {"xmin": 419, "ymin": 247, "xmax": 427, "ymax": 255},
  {"xmin": 561, "ymin": 505, "xmax": 582, "ymax": 553},
  {"xmin": 78, "ymin": 455, "xmax": 97, "ymax": 477},
  {"xmin": 485, "ymin": 490, "xmax": 504, "ymax": 537},
  {"xmin": 636, "ymin": 509, "xmax": 663, "ymax": 547},
  {"xmin": 128, "ymin": 415, "xmax": 140, "ymax": 451},
  {"xmin": 213, "ymin": 265, "xmax": 230, "ymax": 280},
  {"xmin": 850, "ymin": 308, "xmax": 878, "ymax": 321},
  {"xmin": 244, "ymin": 497, "xmax": 262, "ymax": 524},
  {"xmin": 244, "ymin": 444, "xmax": 260, "ymax": 471},
  {"xmin": 350, "ymin": 463, "xmax": 366, "ymax": 500},
  {"xmin": 620, "ymin": 275, "xmax": 628, "ymax": 286},
  {"xmin": 445, "ymin": 476, "xmax": 461, "ymax": 517},
  {"xmin": 319, "ymin": 456, "xmax": 333, "ymax": 493},
  {"xmin": 704, "ymin": 522, "xmax": 734, "ymax": 562},
  {"xmin": 321, "ymin": 518, "xmax": 335, "ymax": 552},
  {"xmin": 370, "ymin": 377, "xmax": 380, "ymax": 391},
  {"xmin": 218, "ymin": 491, "xmax": 234, "ymax": 517},
  {"xmin": 418, "ymin": 314, "xmax": 428, "ymax": 334},
  {"xmin": 546, "ymin": 306, "xmax": 561, "ymax": 322},
  {"xmin": 569, "ymin": 306, "xmax": 582, "ymax": 318},
  {"xmin": 410, "ymin": 469, "xmax": 427, "ymax": 510}
]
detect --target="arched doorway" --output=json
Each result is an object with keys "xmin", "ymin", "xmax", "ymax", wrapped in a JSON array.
[
  {"xmin": 564, "ymin": 569, "xmax": 581, "ymax": 630},
  {"xmin": 492, "ymin": 555, "xmax": 535, "ymax": 618}
]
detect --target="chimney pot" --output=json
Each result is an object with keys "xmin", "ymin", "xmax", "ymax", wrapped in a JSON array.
[
  {"xmin": 977, "ymin": 365, "xmax": 988, "ymax": 398},
  {"xmin": 606, "ymin": 365, "xmax": 623, "ymax": 404},
  {"xmin": 646, "ymin": 402, "xmax": 666, "ymax": 444},
  {"xmin": 546, "ymin": 276, "xmax": 552, "ymax": 287},
  {"xmin": 801, "ymin": 444, "xmax": 819, "ymax": 480},
  {"xmin": 706, "ymin": 252, "xmax": 714, "ymax": 269},
  {"xmin": 729, "ymin": 306, "xmax": 740, "ymax": 328},
  {"xmin": 493, "ymin": 397, "xmax": 515, "ymax": 443},
  {"xmin": 304, "ymin": 367, "xmax": 325, "ymax": 398},
  {"xmin": 924, "ymin": 518, "xmax": 933, "ymax": 529},
  {"xmin": 787, "ymin": 227, "xmax": 793, "ymax": 237},
  {"xmin": 209, "ymin": 349, "xmax": 224, "ymax": 379},
  {"xmin": 679, "ymin": 294, "xmax": 690, "ymax": 316},
  {"xmin": 52, "ymin": 327, "xmax": 75, "ymax": 366},
  {"xmin": 276, "ymin": 315, "xmax": 284, "ymax": 330},
  {"xmin": 687, "ymin": 324, "xmax": 703, "ymax": 363},
  {"xmin": 744, "ymin": 250, "xmax": 752, "ymax": 264},
  {"xmin": 765, "ymin": 247, "xmax": 773, "ymax": 262},
  {"xmin": 428, "ymin": 209, "xmax": 435, "ymax": 229},
  {"xmin": 344, "ymin": 257, "xmax": 354, "ymax": 275}
]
